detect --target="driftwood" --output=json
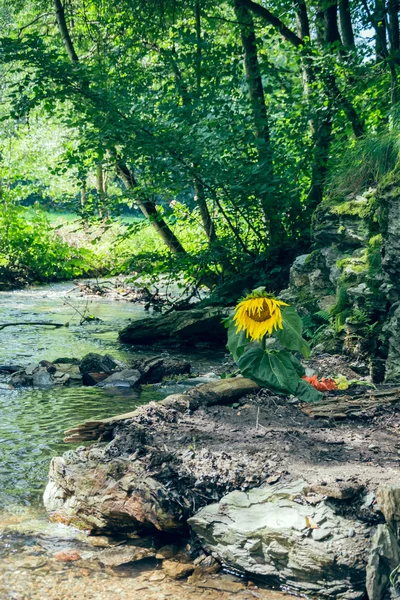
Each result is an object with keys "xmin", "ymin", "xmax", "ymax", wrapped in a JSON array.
[
  {"xmin": 0, "ymin": 321, "xmax": 65, "ymax": 330},
  {"xmin": 302, "ymin": 386, "xmax": 400, "ymax": 419},
  {"xmin": 63, "ymin": 377, "xmax": 260, "ymax": 443}
]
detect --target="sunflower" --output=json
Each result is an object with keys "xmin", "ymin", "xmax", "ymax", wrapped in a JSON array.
[{"xmin": 233, "ymin": 290, "xmax": 289, "ymax": 341}]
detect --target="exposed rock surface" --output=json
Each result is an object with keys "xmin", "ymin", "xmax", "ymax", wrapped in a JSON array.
[
  {"xmin": 118, "ymin": 307, "xmax": 229, "ymax": 347},
  {"xmin": 44, "ymin": 380, "xmax": 400, "ymax": 599},
  {"xmin": 189, "ymin": 480, "xmax": 370, "ymax": 599}
]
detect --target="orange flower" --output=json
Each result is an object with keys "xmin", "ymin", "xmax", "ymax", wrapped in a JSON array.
[{"xmin": 302, "ymin": 375, "xmax": 338, "ymax": 392}]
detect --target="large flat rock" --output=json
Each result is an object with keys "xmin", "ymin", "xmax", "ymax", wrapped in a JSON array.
[{"xmin": 118, "ymin": 307, "xmax": 229, "ymax": 346}]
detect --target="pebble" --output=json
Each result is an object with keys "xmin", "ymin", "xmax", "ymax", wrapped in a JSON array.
[
  {"xmin": 347, "ymin": 528, "xmax": 355, "ymax": 538},
  {"xmin": 311, "ymin": 528, "xmax": 332, "ymax": 541},
  {"xmin": 368, "ymin": 444, "xmax": 379, "ymax": 451}
]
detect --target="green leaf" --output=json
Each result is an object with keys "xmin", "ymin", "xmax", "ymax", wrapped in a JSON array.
[
  {"xmin": 274, "ymin": 306, "xmax": 310, "ymax": 358},
  {"xmin": 227, "ymin": 321, "xmax": 251, "ymax": 361},
  {"xmin": 238, "ymin": 346, "xmax": 299, "ymax": 394},
  {"xmin": 294, "ymin": 379, "xmax": 323, "ymax": 403}
]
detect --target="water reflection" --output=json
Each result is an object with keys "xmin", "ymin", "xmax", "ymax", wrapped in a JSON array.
[{"xmin": 0, "ymin": 281, "xmax": 226, "ymax": 508}]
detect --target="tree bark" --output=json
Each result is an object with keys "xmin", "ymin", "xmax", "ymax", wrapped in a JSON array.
[
  {"xmin": 96, "ymin": 164, "xmax": 106, "ymax": 217},
  {"xmin": 339, "ymin": 0, "xmax": 355, "ymax": 48},
  {"xmin": 324, "ymin": 1, "xmax": 342, "ymax": 44},
  {"xmin": 194, "ymin": 177, "xmax": 217, "ymax": 243},
  {"xmin": 52, "ymin": 0, "xmax": 79, "ymax": 62},
  {"xmin": 388, "ymin": 0, "xmax": 400, "ymax": 60},
  {"xmin": 116, "ymin": 161, "xmax": 186, "ymax": 255},
  {"xmin": 375, "ymin": 0, "xmax": 388, "ymax": 61},
  {"xmin": 234, "ymin": 0, "xmax": 284, "ymax": 243}
]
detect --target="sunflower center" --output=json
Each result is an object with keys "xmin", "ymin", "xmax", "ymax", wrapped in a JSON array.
[{"xmin": 246, "ymin": 301, "xmax": 272, "ymax": 323}]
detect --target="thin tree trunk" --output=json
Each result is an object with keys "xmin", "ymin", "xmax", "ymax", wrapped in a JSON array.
[
  {"xmin": 192, "ymin": 3, "xmax": 218, "ymax": 245},
  {"xmin": 362, "ymin": 0, "xmax": 399, "ymax": 104},
  {"xmin": 96, "ymin": 164, "xmax": 106, "ymax": 218},
  {"xmin": 194, "ymin": 177, "xmax": 217, "ymax": 243},
  {"xmin": 339, "ymin": 0, "xmax": 355, "ymax": 48},
  {"xmin": 375, "ymin": 0, "xmax": 388, "ymax": 61},
  {"xmin": 52, "ymin": 0, "xmax": 79, "ymax": 62},
  {"xmin": 80, "ymin": 182, "xmax": 87, "ymax": 207},
  {"xmin": 234, "ymin": 0, "xmax": 283, "ymax": 243},
  {"xmin": 116, "ymin": 161, "xmax": 186, "ymax": 255},
  {"xmin": 52, "ymin": 2, "xmax": 186, "ymax": 254},
  {"xmin": 295, "ymin": 0, "xmax": 333, "ymax": 214},
  {"xmin": 241, "ymin": 0, "xmax": 364, "ymax": 138}
]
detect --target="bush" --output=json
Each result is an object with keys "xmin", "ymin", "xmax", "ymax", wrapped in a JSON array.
[{"xmin": 0, "ymin": 202, "xmax": 94, "ymax": 286}]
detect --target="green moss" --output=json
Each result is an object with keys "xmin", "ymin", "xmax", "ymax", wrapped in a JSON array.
[
  {"xmin": 304, "ymin": 249, "xmax": 321, "ymax": 266},
  {"xmin": 331, "ymin": 199, "xmax": 369, "ymax": 218}
]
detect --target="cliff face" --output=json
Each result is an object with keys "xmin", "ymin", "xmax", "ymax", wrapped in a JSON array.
[{"xmin": 281, "ymin": 174, "xmax": 400, "ymax": 383}]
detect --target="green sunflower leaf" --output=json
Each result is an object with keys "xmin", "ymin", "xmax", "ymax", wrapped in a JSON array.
[
  {"xmin": 273, "ymin": 306, "xmax": 310, "ymax": 359},
  {"xmin": 238, "ymin": 346, "xmax": 300, "ymax": 394},
  {"xmin": 227, "ymin": 321, "xmax": 251, "ymax": 361}
]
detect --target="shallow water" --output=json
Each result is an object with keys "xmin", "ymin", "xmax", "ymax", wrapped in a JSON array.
[{"xmin": 0, "ymin": 281, "xmax": 225, "ymax": 508}]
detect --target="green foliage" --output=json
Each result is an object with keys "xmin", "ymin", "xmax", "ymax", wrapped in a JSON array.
[
  {"xmin": 274, "ymin": 306, "xmax": 310, "ymax": 359},
  {"xmin": 0, "ymin": 201, "xmax": 95, "ymax": 285},
  {"xmin": 329, "ymin": 133, "xmax": 400, "ymax": 197}
]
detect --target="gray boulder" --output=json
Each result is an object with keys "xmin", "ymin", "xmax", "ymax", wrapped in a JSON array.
[
  {"xmin": 98, "ymin": 369, "xmax": 141, "ymax": 388},
  {"xmin": 79, "ymin": 353, "xmax": 123, "ymax": 374},
  {"xmin": 189, "ymin": 480, "xmax": 370, "ymax": 600}
]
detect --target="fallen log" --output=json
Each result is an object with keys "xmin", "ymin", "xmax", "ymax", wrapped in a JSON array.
[
  {"xmin": 63, "ymin": 377, "xmax": 260, "ymax": 443},
  {"xmin": 302, "ymin": 386, "xmax": 400, "ymax": 419},
  {"xmin": 0, "ymin": 321, "xmax": 65, "ymax": 330}
]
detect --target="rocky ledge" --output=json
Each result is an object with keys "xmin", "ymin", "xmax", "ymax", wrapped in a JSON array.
[{"xmin": 43, "ymin": 378, "xmax": 400, "ymax": 600}]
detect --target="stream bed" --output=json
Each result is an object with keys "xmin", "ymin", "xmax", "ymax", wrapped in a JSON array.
[{"xmin": 0, "ymin": 281, "xmax": 290, "ymax": 600}]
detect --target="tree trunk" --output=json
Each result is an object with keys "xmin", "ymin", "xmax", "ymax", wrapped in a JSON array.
[
  {"xmin": 52, "ymin": 0, "xmax": 79, "ymax": 62},
  {"xmin": 194, "ymin": 177, "xmax": 217, "ymax": 244},
  {"xmin": 375, "ymin": 0, "xmax": 388, "ymax": 61},
  {"xmin": 116, "ymin": 161, "xmax": 186, "ymax": 255},
  {"xmin": 339, "ymin": 0, "xmax": 355, "ymax": 48},
  {"xmin": 295, "ymin": 0, "xmax": 333, "ymax": 214},
  {"xmin": 80, "ymin": 182, "xmax": 87, "ymax": 207},
  {"xmin": 388, "ymin": 0, "xmax": 400, "ymax": 61},
  {"xmin": 96, "ymin": 164, "xmax": 106, "ymax": 218},
  {"xmin": 324, "ymin": 1, "xmax": 342, "ymax": 44},
  {"xmin": 234, "ymin": 0, "xmax": 283, "ymax": 244}
]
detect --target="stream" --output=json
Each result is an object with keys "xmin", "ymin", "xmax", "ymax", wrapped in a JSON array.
[
  {"xmin": 0, "ymin": 280, "xmax": 226, "ymax": 509},
  {"xmin": 0, "ymin": 281, "xmax": 289, "ymax": 600}
]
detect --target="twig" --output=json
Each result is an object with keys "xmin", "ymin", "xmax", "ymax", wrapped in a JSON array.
[{"xmin": 0, "ymin": 321, "xmax": 65, "ymax": 330}]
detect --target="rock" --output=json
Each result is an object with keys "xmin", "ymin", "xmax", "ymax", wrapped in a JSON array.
[
  {"xmin": 311, "ymin": 527, "xmax": 332, "ymax": 541},
  {"xmin": 53, "ymin": 357, "xmax": 80, "ymax": 365},
  {"xmin": 79, "ymin": 353, "xmax": 121, "ymax": 374},
  {"xmin": 53, "ymin": 550, "xmax": 81, "ymax": 562},
  {"xmin": 119, "ymin": 308, "xmax": 229, "ymax": 347},
  {"xmin": 366, "ymin": 524, "xmax": 400, "ymax": 600},
  {"xmin": 307, "ymin": 482, "xmax": 363, "ymax": 500},
  {"xmin": 0, "ymin": 364, "xmax": 22, "ymax": 373},
  {"xmin": 376, "ymin": 485, "xmax": 400, "ymax": 528},
  {"xmin": 32, "ymin": 368, "xmax": 53, "ymax": 387},
  {"xmin": 155, "ymin": 545, "xmax": 179, "ymax": 560},
  {"xmin": 162, "ymin": 560, "xmax": 195, "ymax": 580},
  {"xmin": 98, "ymin": 369, "xmax": 141, "ymax": 388},
  {"xmin": 188, "ymin": 480, "xmax": 371, "ymax": 599},
  {"xmin": 82, "ymin": 372, "xmax": 113, "ymax": 386},
  {"xmin": 195, "ymin": 577, "xmax": 246, "ymax": 593},
  {"xmin": 97, "ymin": 544, "xmax": 156, "ymax": 567},
  {"xmin": 131, "ymin": 356, "xmax": 191, "ymax": 384}
]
